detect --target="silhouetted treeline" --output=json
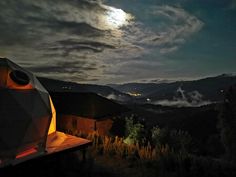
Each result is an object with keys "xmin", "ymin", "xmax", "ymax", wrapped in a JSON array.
[{"xmin": 218, "ymin": 85, "xmax": 236, "ymax": 162}]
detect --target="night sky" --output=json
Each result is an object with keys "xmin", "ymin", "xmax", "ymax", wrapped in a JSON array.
[{"xmin": 0, "ymin": 0, "xmax": 236, "ymax": 84}]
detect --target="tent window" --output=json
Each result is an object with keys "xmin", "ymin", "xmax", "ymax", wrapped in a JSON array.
[{"xmin": 9, "ymin": 70, "xmax": 30, "ymax": 85}]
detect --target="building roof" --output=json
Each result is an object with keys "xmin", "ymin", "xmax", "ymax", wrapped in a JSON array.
[{"xmin": 50, "ymin": 91, "xmax": 128, "ymax": 119}]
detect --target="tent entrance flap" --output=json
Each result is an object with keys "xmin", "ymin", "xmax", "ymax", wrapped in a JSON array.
[{"xmin": 48, "ymin": 97, "xmax": 56, "ymax": 135}]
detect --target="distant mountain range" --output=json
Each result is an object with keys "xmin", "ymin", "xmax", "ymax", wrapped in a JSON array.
[
  {"xmin": 108, "ymin": 74, "xmax": 236, "ymax": 107},
  {"xmin": 39, "ymin": 74, "xmax": 236, "ymax": 107}
]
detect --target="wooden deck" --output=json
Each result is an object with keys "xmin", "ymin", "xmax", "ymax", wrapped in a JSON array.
[
  {"xmin": 46, "ymin": 131, "xmax": 92, "ymax": 155},
  {"xmin": 0, "ymin": 131, "xmax": 91, "ymax": 168}
]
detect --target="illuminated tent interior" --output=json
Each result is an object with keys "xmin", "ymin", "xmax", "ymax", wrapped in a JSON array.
[{"xmin": 0, "ymin": 58, "xmax": 91, "ymax": 168}]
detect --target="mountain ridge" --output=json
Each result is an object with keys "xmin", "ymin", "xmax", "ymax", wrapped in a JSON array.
[{"xmin": 38, "ymin": 74, "xmax": 236, "ymax": 107}]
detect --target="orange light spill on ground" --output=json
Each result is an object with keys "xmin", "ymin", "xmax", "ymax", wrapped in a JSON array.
[{"xmin": 15, "ymin": 148, "xmax": 37, "ymax": 159}]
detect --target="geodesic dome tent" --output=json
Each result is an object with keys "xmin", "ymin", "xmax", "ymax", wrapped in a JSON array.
[{"xmin": 0, "ymin": 58, "xmax": 56, "ymax": 166}]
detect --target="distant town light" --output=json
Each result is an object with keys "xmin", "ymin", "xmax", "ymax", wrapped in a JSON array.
[{"xmin": 127, "ymin": 92, "xmax": 141, "ymax": 97}]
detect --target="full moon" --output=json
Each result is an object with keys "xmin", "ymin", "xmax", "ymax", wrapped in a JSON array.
[{"xmin": 105, "ymin": 7, "xmax": 132, "ymax": 29}]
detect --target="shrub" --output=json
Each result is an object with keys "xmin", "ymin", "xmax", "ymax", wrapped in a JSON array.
[
  {"xmin": 151, "ymin": 126, "xmax": 192, "ymax": 153},
  {"xmin": 124, "ymin": 115, "xmax": 145, "ymax": 145}
]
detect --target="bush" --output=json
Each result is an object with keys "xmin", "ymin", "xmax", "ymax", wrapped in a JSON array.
[
  {"xmin": 124, "ymin": 115, "xmax": 145, "ymax": 145},
  {"xmin": 151, "ymin": 126, "xmax": 192, "ymax": 153}
]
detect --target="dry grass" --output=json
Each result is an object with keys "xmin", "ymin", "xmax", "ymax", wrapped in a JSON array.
[{"xmin": 77, "ymin": 131, "xmax": 170, "ymax": 162}]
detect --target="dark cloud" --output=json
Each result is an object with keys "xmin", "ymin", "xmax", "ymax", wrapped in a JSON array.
[
  {"xmin": 0, "ymin": 0, "xmax": 45, "ymax": 46},
  {"xmin": 27, "ymin": 60, "xmax": 97, "ymax": 74},
  {"xmin": 26, "ymin": 59, "xmax": 100, "ymax": 82},
  {"xmin": 57, "ymin": 39, "xmax": 115, "ymax": 49},
  {"xmin": 45, "ymin": 39, "xmax": 116, "ymax": 56},
  {"xmin": 0, "ymin": 0, "xmax": 108, "ymax": 46},
  {"xmin": 44, "ymin": 21, "xmax": 105, "ymax": 36}
]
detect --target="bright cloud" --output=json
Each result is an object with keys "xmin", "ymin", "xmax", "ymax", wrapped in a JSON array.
[
  {"xmin": 154, "ymin": 87, "xmax": 212, "ymax": 107},
  {"xmin": 146, "ymin": 5, "xmax": 204, "ymax": 52}
]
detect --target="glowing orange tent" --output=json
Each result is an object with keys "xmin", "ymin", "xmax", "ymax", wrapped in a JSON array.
[
  {"xmin": 0, "ymin": 58, "xmax": 56, "ymax": 166},
  {"xmin": 0, "ymin": 58, "xmax": 91, "ymax": 167}
]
